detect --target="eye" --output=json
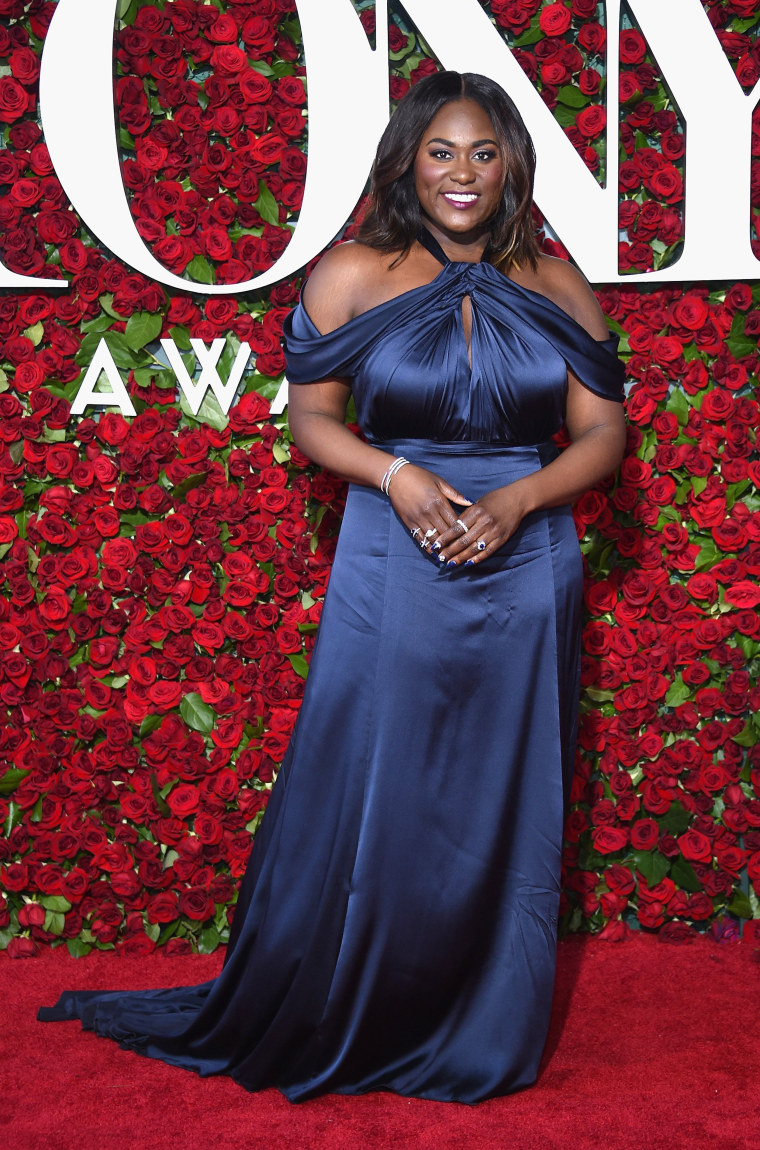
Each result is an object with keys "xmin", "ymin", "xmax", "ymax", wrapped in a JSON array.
[
  {"xmin": 474, "ymin": 148, "xmax": 499, "ymax": 162},
  {"xmin": 429, "ymin": 148, "xmax": 452, "ymax": 160}
]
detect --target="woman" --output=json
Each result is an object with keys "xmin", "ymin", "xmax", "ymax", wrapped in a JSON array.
[{"xmin": 40, "ymin": 72, "xmax": 626, "ymax": 1103}]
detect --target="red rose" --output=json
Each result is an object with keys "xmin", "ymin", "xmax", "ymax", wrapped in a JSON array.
[
  {"xmin": 178, "ymin": 887, "xmax": 215, "ymax": 921},
  {"xmin": 591, "ymin": 826, "xmax": 629, "ymax": 855},
  {"xmin": 671, "ymin": 294, "xmax": 709, "ymax": 331},
  {"xmin": 630, "ymin": 819, "xmax": 660, "ymax": 850},
  {"xmin": 147, "ymin": 892, "xmax": 179, "ymax": 924},
  {"xmin": 723, "ymin": 581, "xmax": 760, "ymax": 609},
  {"xmin": 576, "ymin": 105, "xmax": 606, "ymax": 139},
  {"xmin": 0, "ymin": 76, "xmax": 30, "ymax": 123},
  {"xmin": 167, "ymin": 784, "xmax": 200, "ymax": 817},
  {"xmin": 539, "ymin": 2, "xmax": 572, "ymax": 36},
  {"xmin": 677, "ymin": 829, "xmax": 713, "ymax": 864}
]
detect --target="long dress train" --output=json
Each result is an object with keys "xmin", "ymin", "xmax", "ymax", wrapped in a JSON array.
[{"xmin": 39, "ymin": 232, "xmax": 624, "ymax": 1102}]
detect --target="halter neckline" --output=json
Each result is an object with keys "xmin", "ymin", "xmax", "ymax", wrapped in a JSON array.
[{"xmin": 417, "ymin": 225, "xmax": 489, "ymax": 268}]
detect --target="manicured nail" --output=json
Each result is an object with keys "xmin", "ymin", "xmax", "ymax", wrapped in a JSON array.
[
  {"xmin": 465, "ymin": 559, "xmax": 475, "ymax": 566},
  {"xmin": 438, "ymin": 553, "xmax": 446, "ymax": 563},
  {"xmin": 432, "ymin": 540, "xmax": 442, "ymax": 551},
  {"xmin": 447, "ymin": 559, "xmax": 457, "ymax": 567}
]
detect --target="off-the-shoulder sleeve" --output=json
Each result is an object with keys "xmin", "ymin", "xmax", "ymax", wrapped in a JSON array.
[
  {"xmin": 564, "ymin": 330, "xmax": 626, "ymax": 403},
  {"xmin": 282, "ymin": 301, "xmax": 365, "ymax": 384}
]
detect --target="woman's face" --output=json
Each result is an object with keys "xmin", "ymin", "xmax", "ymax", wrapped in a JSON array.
[{"xmin": 413, "ymin": 98, "xmax": 505, "ymax": 244}]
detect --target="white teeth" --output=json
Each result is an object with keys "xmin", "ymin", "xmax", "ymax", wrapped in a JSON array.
[{"xmin": 444, "ymin": 193, "xmax": 478, "ymax": 203}]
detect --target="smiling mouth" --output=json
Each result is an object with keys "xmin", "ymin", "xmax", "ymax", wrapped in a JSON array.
[{"xmin": 442, "ymin": 193, "xmax": 479, "ymax": 205}]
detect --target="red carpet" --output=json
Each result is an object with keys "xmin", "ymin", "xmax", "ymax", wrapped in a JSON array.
[{"xmin": 3, "ymin": 935, "xmax": 759, "ymax": 1150}]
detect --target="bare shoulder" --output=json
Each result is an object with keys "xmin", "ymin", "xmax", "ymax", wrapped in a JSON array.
[
  {"xmin": 302, "ymin": 242, "xmax": 390, "ymax": 335},
  {"xmin": 511, "ymin": 254, "xmax": 609, "ymax": 340}
]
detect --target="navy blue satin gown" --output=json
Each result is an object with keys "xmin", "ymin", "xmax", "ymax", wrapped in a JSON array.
[{"xmin": 39, "ymin": 233, "xmax": 624, "ymax": 1103}]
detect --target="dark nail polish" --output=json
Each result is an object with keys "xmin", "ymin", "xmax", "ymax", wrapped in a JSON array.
[
  {"xmin": 447, "ymin": 559, "xmax": 457, "ymax": 567},
  {"xmin": 465, "ymin": 559, "xmax": 475, "ymax": 566},
  {"xmin": 432, "ymin": 540, "xmax": 442, "ymax": 551}
]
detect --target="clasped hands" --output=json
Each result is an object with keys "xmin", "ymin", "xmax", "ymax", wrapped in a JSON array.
[{"xmin": 388, "ymin": 463, "xmax": 529, "ymax": 567}]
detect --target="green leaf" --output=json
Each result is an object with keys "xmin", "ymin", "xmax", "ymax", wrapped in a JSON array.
[
  {"xmin": 0, "ymin": 767, "xmax": 29, "ymax": 796},
  {"xmin": 287, "ymin": 653, "xmax": 309, "ymax": 679},
  {"xmin": 667, "ymin": 386, "xmax": 691, "ymax": 427},
  {"xmin": 551, "ymin": 104, "xmax": 579, "ymax": 129},
  {"xmin": 254, "ymin": 182, "xmax": 280, "ymax": 226},
  {"xmin": 732, "ymin": 14, "xmax": 760, "ymax": 33},
  {"xmin": 125, "ymin": 311, "xmax": 163, "ymax": 351},
  {"xmin": 44, "ymin": 911, "xmax": 66, "ymax": 935},
  {"xmin": 658, "ymin": 803, "xmax": 692, "ymax": 836},
  {"xmin": 180, "ymin": 692, "xmax": 216, "ymax": 734},
  {"xmin": 23, "ymin": 321, "xmax": 44, "ymax": 346},
  {"xmin": 584, "ymin": 687, "xmax": 616, "ymax": 702},
  {"xmin": 556, "ymin": 85, "xmax": 589, "ymax": 109},
  {"xmin": 101, "ymin": 331, "xmax": 150, "ymax": 370},
  {"xmin": 512, "ymin": 22, "xmax": 543, "ymax": 47},
  {"xmin": 665, "ymin": 675, "xmax": 691, "ymax": 708},
  {"xmin": 186, "ymin": 254, "xmax": 214, "ymax": 285},
  {"xmin": 695, "ymin": 538, "xmax": 720, "ymax": 571},
  {"xmin": 727, "ymin": 889, "xmax": 753, "ymax": 919},
  {"xmin": 3, "ymin": 800, "xmax": 23, "ymax": 837},
  {"xmin": 66, "ymin": 938, "xmax": 93, "ymax": 958},
  {"xmin": 40, "ymin": 895, "xmax": 72, "ymax": 913},
  {"xmin": 726, "ymin": 333, "xmax": 757, "ymax": 358},
  {"xmin": 98, "ymin": 294, "xmax": 128, "ymax": 320},
  {"xmin": 269, "ymin": 61, "xmax": 295, "ymax": 79},
  {"xmin": 169, "ymin": 325, "xmax": 193, "ymax": 351},
  {"xmin": 179, "ymin": 388, "xmax": 229, "ymax": 433},
  {"xmin": 150, "ymin": 772, "xmax": 171, "ymax": 818},
  {"xmin": 732, "ymin": 721, "xmax": 760, "ymax": 748},
  {"xmin": 139, "ymin": 714, "xmax": 163, "ymax": 737},
  {"xmin": 248, "ymin": 372, "xmax": 284, "ymax": 400},
  {"xmin": 633, "ymin": 850, "xmax": 670, "ymax": 887},
  {"xmin": 172, "ymin": 471, "xmax": 209, "ymax": 502},
  {"xmin": 670, "ymin": 855, "xmax": 702, "ymax": 892},
  {"xmin": 198, "ymin": 924, "xmax": 221, "ymax": 953}
]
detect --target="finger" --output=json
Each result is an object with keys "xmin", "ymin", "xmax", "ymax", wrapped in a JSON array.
[
  {"xmin": 437, "ymin": 481, "xmax": 472, "ymax": 506},
  {"xmin": 435, "ymin": 516, "xmax": 479, "ymax": 561},
  {"xmin": 459, "ymin": 536, "xmax": 494, "ymax": 566},
  {"xmin": 422, "ymin": 503, "xmax": 462, "ymax": 551}
]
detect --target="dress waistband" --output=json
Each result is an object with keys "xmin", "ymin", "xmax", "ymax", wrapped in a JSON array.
[{"xmin": 369, "ymin": 438, "xmax": 559, "ymax": 465}]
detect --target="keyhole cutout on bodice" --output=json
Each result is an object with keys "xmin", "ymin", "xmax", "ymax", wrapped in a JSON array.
[{"xmin": 462, "ymin": 294, "xmax": 473, "ymax": 370}]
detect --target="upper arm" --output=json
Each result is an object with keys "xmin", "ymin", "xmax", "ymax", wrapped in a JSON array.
[
  {"xmin": 541, "ymin": 257, "xmax": 610, "ymax": 341},
  {"xmin": 301, "ymin": 242, "xmax": 374, "ymax": 335}
]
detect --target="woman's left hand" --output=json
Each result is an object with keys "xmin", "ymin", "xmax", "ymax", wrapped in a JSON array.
[{"xmin": 431, "ymin": 482, "xmax": 530, "ymax": 567}]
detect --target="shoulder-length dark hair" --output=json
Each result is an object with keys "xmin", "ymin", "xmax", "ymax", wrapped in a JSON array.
[{"xmin": 358, "ymin": 71, "xmax": 539, "ymax": 272}]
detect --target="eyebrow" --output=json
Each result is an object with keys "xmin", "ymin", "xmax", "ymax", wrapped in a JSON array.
[{"xmin": 426, "ymin": 137, "xmax": 499, "ymax": 148}]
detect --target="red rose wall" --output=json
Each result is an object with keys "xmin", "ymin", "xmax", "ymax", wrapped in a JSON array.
[{"xmin": 0, "ymin": 0, "xmax": 758, "ymax": 958}]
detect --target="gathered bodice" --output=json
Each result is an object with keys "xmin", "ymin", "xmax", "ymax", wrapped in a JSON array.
[{"xmin": 282, "ymin": 235, "xmax": 625, "ymax": 446}]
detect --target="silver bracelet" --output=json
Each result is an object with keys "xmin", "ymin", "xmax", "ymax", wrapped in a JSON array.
[{"xmin": 380, "ymin": 456, "xmax": 409, "ymax": 495}]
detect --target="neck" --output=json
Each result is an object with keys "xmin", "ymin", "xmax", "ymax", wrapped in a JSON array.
[{"xmin": 419, "ymin": 216, "xmax": 490, "ymax": 264}]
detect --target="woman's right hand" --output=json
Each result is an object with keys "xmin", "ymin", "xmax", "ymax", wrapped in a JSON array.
[{"xmin": 387, "ymin": 463, "xmax": 472, "ymax": 552}]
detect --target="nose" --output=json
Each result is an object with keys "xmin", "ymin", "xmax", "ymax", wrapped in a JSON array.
[{"xmin": 451, "ymin": 155, "xmax": 476, "ymax": 184}]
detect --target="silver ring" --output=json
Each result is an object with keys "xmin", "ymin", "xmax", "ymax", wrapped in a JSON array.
[
  {"xmin": 411, "ymin": 527, "xmax": 421, "ymax": 539},
  {"xmin": 424, "ymin": 528, "xmax": 437, "ymax": 540},
  {"xmin": 476, "ymin": 540, "xmax": 486, "ymax": 551},
  {"xmin": 456, "ymin": 519, "xmax": 468, "ymax": 534}
]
